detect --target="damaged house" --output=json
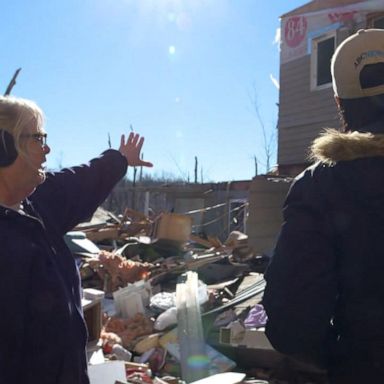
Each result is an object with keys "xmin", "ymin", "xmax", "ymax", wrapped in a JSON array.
[
  {"xmin": 277, "ymin": 0, "xmax": 384, "ymax": 176},
  {"xmin": 248, "ymin": 0, "xmax": 384, "ymax": 258}
]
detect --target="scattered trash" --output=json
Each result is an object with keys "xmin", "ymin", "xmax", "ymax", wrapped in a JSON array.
[{"xmin": 49, "ymin": 205, "xmax": 327, "ymax": 383}]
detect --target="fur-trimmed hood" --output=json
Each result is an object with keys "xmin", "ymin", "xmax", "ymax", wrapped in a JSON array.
[{"xmin": 310, "ymin": 128, "xmax": 384, "ymax": 165}]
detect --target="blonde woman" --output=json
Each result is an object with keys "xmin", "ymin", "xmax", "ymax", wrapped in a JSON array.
[{"xmin": 0, "ymin": 96, "xmax": 152, "ymax": 384}]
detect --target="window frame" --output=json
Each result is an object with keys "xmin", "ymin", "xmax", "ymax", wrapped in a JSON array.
[
  {"xmin": 310, "ymin": 30, "xmax": 336, "ymax": 91},
  {"xmin": 366, "ymin": 12, "xmax": 384, "ymax": 29}
]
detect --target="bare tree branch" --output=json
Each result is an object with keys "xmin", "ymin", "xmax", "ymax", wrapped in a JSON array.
[
  {"xmin": 248, "ymin": 82, "xmax": 276, "ymax": 173},
  {"xmin": 4, "ymin": 68, "xmax": 22, "ymax": 96}
]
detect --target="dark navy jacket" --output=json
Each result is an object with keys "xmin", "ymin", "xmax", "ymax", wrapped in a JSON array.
[
  {"xmin": 0, "ymin": 149, "xmax": 127, "ymax": 384},
  {"xmin": 263, "ymin": 129, "xmax": 384, "ymax": 383}
]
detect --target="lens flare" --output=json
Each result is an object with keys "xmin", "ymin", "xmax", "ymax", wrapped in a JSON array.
[{"xmin": 187, "ymin": 354, "xmax": 210, "ymax": 369}]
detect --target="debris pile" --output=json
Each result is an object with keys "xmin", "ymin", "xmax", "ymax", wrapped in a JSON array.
[{"xmin": 66, "ymin": 208, "xmax": 327, "ymax": 384}]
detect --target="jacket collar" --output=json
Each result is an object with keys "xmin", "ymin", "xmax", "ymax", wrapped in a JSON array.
[
  {"xmin": 310, "ymin": 128, "xmax": 384, "ymax": 165},
  {"xmin": 0, "ymin": 198, "xmax": 44, "ymax": 227}
]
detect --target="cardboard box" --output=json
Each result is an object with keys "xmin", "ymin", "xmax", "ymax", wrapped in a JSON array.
[
  {"xmin": 216, "ymin": 322, "xmax": 283, "ymax": 369},
  {"xmin": 154, "ymin": 213, "xmax": 192, "ymax": 243},
  {"xmin": 82, "ymin": 299, "xmax": 102, "ymax": 342},
  {"xmin": 219, "ymin": 322, "xmax": 273, "ymax": 350}
]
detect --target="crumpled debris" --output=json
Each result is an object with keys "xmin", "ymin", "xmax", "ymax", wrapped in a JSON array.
[
  {"xmin": 243, "ymin": 304, "xmax": 268, "ymax": 328},
  {"xmin": 89, "ymin": 250, "xmax": 152, "ymax": 292},
  {"xmin": 102, "ymin": 313, "xmax": 154, "ymax": 349},
  {"xmin": 150, "ymin": 292, "xmax": 176, "ymax": 313},
  {"xmin": 154, "ymin": 307, "xmax": 177, "ymax": 331},
  {"xmin": 213, "ymin": 309, "xmax": 237, "ymax": 328}
]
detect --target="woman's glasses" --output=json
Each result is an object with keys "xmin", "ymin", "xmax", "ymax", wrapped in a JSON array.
[{"xmin": 21, "ymin": 133, "xmax": 48, "ymax": 146}]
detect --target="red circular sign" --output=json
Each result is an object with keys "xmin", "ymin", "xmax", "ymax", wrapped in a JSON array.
[{"xmin": 284, "ymin": 16, "xmax": 307, "ymax": 48}]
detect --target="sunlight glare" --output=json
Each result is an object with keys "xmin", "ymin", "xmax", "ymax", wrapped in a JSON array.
[{"xmin": 122, "ymin": 0, "xmax": 212, "ymax": 30}]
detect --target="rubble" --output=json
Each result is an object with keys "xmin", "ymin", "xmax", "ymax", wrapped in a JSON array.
[
  {"xmin": 70, "ymin": 209, "xmax": 329, "ymax": 383},
  {"xmin": 88, "ymin": 250, "xmax": 152, "ymax": 293}
]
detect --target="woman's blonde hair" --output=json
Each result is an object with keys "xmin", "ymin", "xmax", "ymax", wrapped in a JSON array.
[{"xmin": 0, "ymin": 96, "xmax": 44, "ymax": 159}]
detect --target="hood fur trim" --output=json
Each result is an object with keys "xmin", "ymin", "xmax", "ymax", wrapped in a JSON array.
[{"xmin": 310, "ymin": 129, "xmax": 384, "ymax": 165}]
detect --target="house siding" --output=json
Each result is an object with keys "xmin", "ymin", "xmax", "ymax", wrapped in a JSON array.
[
  {"xmin": 277, "ymin": 54, "xmax": 339, "ymax": 167},
  {"xmin": 277, "ymin": 5, "xmax": 368, "ymax": 173}
]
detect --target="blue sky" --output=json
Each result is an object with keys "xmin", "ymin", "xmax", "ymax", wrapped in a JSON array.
[{"xmin": 2, "ymin": 0, "xmax": 305, "ymax": 182}]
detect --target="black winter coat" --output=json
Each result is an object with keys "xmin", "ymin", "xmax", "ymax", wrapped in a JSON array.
[
  {"xmin": 0, "ymin": 149, "xmax": 127, "ymax": 384},
  {"xmin": 263, "ymin": 129, "xmax": 384, "ymax": 383}
]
